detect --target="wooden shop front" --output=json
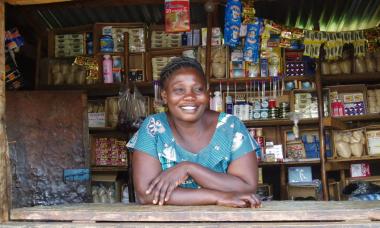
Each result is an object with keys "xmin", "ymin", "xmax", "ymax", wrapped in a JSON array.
[
  {"xmin": 5, "ymin": 201, "xmax": 380, "ymax": 227},
  {"xmin": 2, "ymin": 0, "xmax": 380, "ymax": 227}
]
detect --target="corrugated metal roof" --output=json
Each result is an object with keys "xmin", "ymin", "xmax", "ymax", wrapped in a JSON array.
[{"xmin": 5, "ymin": 0, "xmax": 380, "ymax": 40}]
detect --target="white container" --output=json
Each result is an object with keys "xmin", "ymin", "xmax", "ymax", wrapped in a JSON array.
[{"xmin": 213, "ymin": 91, "xmax": 223, "ymax": 112}]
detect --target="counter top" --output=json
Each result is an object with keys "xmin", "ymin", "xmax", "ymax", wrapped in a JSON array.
[{"xmin": 10, "ymin": 201, "xmax": 380, "ymax": 223}]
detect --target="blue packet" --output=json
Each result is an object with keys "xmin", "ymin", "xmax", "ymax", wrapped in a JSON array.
[{"xmin": 224, "ymin": 0, "xmax": 242, "ymax": 47}]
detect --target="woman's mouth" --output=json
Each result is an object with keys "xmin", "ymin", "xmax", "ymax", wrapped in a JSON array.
[{"xmin": 180, "ymin": 105, "xmax": 197, "ymax": 112}]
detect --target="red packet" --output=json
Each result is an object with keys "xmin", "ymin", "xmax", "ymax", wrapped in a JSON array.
[{"xmin": 165, "ymin": 0, "xmax": 190, "ymax": 33}]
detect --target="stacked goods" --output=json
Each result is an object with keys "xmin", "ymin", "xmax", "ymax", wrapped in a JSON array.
[
  {"xmin": 55, "ymin": 34, "xmax": 84, "ymax": 57},
  {"xmin": 94, "ymin": 137, "xmax": 127, "ymax": 166},
  {"xmin": 367, "ymin": 89, "xmax": 380, "ymax": 113}
]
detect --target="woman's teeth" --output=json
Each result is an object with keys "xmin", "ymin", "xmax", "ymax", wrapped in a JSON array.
[{"xmin": 181, "ymin": 106, "xmax": 196, "ymax": 110}]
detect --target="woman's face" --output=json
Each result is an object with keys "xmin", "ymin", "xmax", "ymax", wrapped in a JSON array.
[{"xmin": 161, "ymin": 67, "xmax": 208, "ymax": 123}]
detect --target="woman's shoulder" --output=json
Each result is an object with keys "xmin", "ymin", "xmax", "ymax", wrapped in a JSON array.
[{"xmin": 141, "ymin": 112, "xmax": 167, "ymax": 124}]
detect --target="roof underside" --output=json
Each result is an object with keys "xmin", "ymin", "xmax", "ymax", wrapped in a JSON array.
[{"xmin": 5, "ymin": 0, "xmax": 380, "ymax": 45}]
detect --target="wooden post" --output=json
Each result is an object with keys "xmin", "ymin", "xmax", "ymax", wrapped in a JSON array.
[
  {"xmin": 0, "ymin": 0, "xmax": 10, "ymax": 222},
  {"xmin": 205, "ymin": 11, "xmax": 212, "ymax": 85},
  {"xmin": 315, "ymin": 62, "xmax": 329, "ymax": 200}
]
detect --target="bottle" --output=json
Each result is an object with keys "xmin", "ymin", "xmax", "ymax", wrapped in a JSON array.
[
  {"xmin": 209, "ymin": 92, "xmax": 214, "ymax": 111},
  {"xmin": 225, "ymin": 94, "xmax": 234, "ymax": 114},
  {"xmin": 103, "ymin": 55, "xmax": 113, "ymax": 83},
  {"xmin": 213, "ymin": 91, "xmax": 223, "ymax": 112}
]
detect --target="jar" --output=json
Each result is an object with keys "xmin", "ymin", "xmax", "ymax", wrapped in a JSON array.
[{"xmin": 100, "ymin": 35, "xmax": 114, "ymax": 52}]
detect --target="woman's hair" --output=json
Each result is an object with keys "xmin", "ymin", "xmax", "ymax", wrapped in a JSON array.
[{"xmin": 159, "ymin": 56, "xmax": 205, "ymax": 88}]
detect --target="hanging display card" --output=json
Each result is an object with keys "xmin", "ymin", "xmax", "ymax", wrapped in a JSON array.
[{"xmin": 165, "ymin": 0, "xmax": 190, "ymax": 33}]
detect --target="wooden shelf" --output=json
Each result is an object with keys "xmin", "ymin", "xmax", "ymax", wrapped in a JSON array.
[
  {"xmin": 244, "ymin": 118, "xmax": 318, "ymax": 127},
  {"xmin": 96, "ymin": 52, "xmax": 145, "ymax": 56},
  {"xmin": 346, "ymin": 175, "xmax": 380, "ymax": 183},
  {"xmin": 209, "ymin": 76, "xmax": 315, "ymax": 85},
  {"xmin": 327, "ymin": 155, "xmax": 380, "ymax": 163},
  {"xmin": 259, "ymin": 159, "xmax": 321, "ymax": 166},
  {"xmin": 321, "ymin": 72, "xmax": 380, "ymax": 85},
  {"xmin": 91, "ymin": 166, "xmax": 128, "ymax": 172},
  {"xmin": 149, "ymin": 47, "xmax": 196, "ymax": 57},
  {"xmin": 322, "ymin": 114, "xmax": 380, "ymax": 130},
  {"xmin": 38, "ymin": 82, "xmax": 153, "ymax": 96},
  {"xmin": 326, "ymin": 114, "xmax": 380, "ymax": 123}
]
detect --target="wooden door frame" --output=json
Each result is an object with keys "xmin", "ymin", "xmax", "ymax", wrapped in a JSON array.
[{"xmin": 0, "ymin": 1, "xmax": 10, "ymax": 223}]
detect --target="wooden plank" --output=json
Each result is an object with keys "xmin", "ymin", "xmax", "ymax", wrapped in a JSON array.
[
  {"xmin": 323, "ymin": 117, "xmax": 348, "ymax": 130},
  {"xmin": 10, "ymin": 202, "xmax": 380, "ymax": 222},
  {"xmin": 0, "ymin": 1, "xmax": 10, "ymax": 223},
  {"xmin": 322, "ymin": 72, "xmax": 380, "ymax": 85},
  {"xmin": 2, "ymin": 221, "xmax": 380, "ymax": 227}
]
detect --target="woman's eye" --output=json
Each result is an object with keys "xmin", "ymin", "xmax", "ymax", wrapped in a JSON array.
[
  {"xmin": 173, "ymin": 88, "xmax": 185, "ymax": 94},
  {"xmin": 193, "ymin": 87, "xmax": 204, "ymax": 93}
]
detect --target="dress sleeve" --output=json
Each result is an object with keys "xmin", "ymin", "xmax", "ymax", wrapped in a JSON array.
[
  {"xmin": 126, "ymin": 115, "xmax": 159, "ymax": 159},
  {"xmin": 230, "ymin": 116, "xmax": 261, "ymax": 161}
]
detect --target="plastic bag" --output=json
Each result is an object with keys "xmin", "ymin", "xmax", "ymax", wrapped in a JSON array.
[
  {"xmin": 343, "ymin": 181, "xmax": 380, "ymax": 196},
  {"xmin": 118, "ymin": 85, "xmax": 147, "ymax": 131}
]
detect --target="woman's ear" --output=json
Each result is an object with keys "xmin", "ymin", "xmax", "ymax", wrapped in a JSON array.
[{"xmin": 161, "ymin": 90, "xmax": 167, "ymax": 104}]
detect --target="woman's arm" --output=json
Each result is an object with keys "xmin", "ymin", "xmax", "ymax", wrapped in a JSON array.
[
  {"xmin": 187, "ymin": 151, "xmax": 259, "ymax": 193},
  {"xmin": 133, "ymin": 150, "xmax": 260, "ymax": 207}
]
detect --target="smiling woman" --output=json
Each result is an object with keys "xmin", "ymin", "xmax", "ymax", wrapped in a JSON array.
[{"xmin": 127, "ymin": 56, "xmax": 262, "ymax": 207}]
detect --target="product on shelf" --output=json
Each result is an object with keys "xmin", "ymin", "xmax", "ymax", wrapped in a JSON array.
[
  {"xmin": 367, "ymin": 89, "xmax": 380, "ymax": 113},
  {"xmin": 288, "ymin": 166, "xmax": 312, "ymax": 183},
  {"xmin": 94, "ymin": 137, "xmax": 127, "ymax": 166},
  {"xmin": 328, "ymin": 87, "xmax": 366, "ymax": 117},
  {"xmin": 366, "ymin": 128, "xmax": 380, "ymax": 156},
  {"xmin": 103, "ymin": 55, "xmax": 113, "ymax": 83},
  {"xmin": 49, "ymin": 59, "xmax": 88, "ymax": 85},
  {"xmin": 350, "ymin": 163, "xmax": 371, "ymax": 178},
  {"xmin": 293, "ymin": 92, "xmax": 318, "ymax": 119},
  {"xmin": 92, "ymin": 173, "xmax": 124, "ymax": 203},
  {"xmin": 88, "ymin": 100, "xmax": 106, "ymax": 128},
  {"xmin": 55, "ymin": 33, "xmax": 85, "ymax": 57},
  {"xmin": 333, "ymin": 128, "xmax": 366, "ymax": 159}
]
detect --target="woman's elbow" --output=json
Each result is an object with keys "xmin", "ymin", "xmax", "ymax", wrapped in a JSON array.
[{"xmin": 135, "ymin": 189, "xmax": 152, "ymax": 205}]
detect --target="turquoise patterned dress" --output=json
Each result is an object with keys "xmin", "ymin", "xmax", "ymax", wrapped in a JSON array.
[{"xmin": 127, "ymin": 112, "xmax": 261, "ymax": 189}]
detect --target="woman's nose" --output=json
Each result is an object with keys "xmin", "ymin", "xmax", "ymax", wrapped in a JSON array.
[{"xmin": 183, "ymin": 91, "xmax": 196, "ymax": 100}]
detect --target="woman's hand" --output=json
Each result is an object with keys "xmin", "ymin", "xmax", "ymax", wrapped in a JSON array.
[
  {"xmin": 216, "ymin": 192, "xmax": 262, "ymax": 208},
  {"xmin": 146, "ymin": 162, "xmax": 191, "ymax": 205}
]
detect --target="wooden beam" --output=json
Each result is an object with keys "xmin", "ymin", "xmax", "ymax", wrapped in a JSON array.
[
  {"xmin": 0, "ymin": 0, "xmax": 10, "ymax": 223},
  {"xmin": 6, "ymin": 0, "xmax": 71, "ymax": 5},
  {"xmin": 21, "ymin": 0, "xmax": 217, "ymax": 10}
]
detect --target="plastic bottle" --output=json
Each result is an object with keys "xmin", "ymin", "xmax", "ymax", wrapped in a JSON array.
[
  {"xmin": 225, "ymin": 94, "xmax": 234, "ymax": 114},
  {"xmin": 103, "ymin": 55, "xmax": 113, "ymax": 83},
  {"xmin": 213, "ymin": 91, "xmax": 223, "ymax": 112},
  {"xmin": 209, "ymin": 92, "xmax": 214, "ymax": 111}
]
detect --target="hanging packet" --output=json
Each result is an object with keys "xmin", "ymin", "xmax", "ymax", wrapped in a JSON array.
[
  {"xmin": 165, "ymin": 0, "xmax": 190, "ymax": 33},
  {"xmin": 244, "ymin": 20, "xmax": 261, "ymax": 63},
  {"xmin": 224, "ymin": 0, "xmax": 242, "ymax": 47}
]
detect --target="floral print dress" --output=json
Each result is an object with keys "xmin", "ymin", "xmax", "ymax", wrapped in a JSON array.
[{"xmin": 127, "ymin": 112, "xmax": 261, "ymax": 189}]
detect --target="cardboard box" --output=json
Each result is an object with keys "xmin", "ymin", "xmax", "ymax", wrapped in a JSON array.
[
  {"xmin": 88, "ymin": 112, "xmax": 106, "ymax": 128},
  {"xmin": 350, "ymin": 163, "xmax": 371, "ymax": 178},
  {"xmin": 287, "ymin": 183, "xmax": 321, "ymax": 200},
  {"xmin": 366, "ymin": 129, "xmax": 380, "ymax": 156}
]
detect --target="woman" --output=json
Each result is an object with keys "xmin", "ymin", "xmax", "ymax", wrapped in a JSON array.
[{"xmin": 127, "ymin": 57, "xmax": 261, "ymax": 207}]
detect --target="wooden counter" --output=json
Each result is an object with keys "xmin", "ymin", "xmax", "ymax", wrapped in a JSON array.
[{"xmin": 7, "ymin": 201, "xmax": 380, "ymax": 227}]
